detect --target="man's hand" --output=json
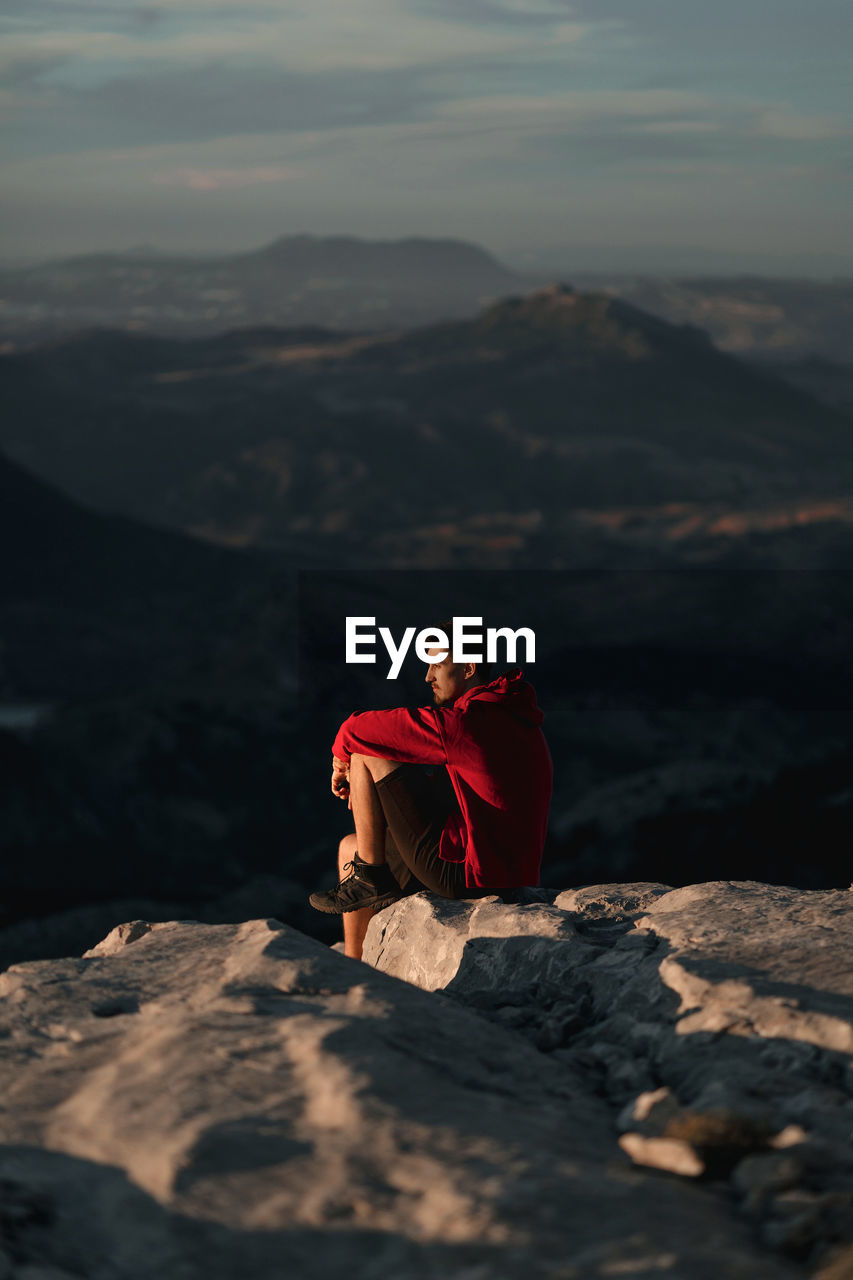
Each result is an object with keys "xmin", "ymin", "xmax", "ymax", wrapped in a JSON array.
[{"xmin": 331, "ymin": 755, "xmax": 350, "ymax": 805}]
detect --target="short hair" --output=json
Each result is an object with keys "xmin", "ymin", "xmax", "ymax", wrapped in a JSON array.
[{"xmin": 431, "ymin": 616, "xmax": 492, "ymax": 683}]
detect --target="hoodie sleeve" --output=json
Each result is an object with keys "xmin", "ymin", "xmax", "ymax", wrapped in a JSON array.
[{"xmin": 332, "ymin": 706, "xmax": 452, "ymax": 765}]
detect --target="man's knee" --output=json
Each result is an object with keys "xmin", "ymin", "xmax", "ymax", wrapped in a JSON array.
[{"xmin": 350, "ymin": 752, "xmax": 405, "ymax": 782}]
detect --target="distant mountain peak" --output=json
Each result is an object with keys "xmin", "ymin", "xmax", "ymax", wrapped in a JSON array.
[
  {"xmin": 244, "ymin": 233, "xmax": 515, "ymax": 277},
  {"xmin": 479, "ymin": 283, "xmax": 616, "ymax": 330},
  {"xmin": 529, "ymin": 282, "xmax": 576, "ymax": 299},
  {"xmin": 474, "ymin": 283, "xmax": 714, "ymax": 358}
]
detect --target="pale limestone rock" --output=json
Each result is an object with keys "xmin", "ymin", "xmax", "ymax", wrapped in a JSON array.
[
  {"xmin": 772, "ymin": 1125, "xmax": 809, "ymax": 1149},
  {"xmin": 365, "ymin": 892, "xmax": 579, "ymax": 993},
  {"xmin": 364, "ymin": 879, "xmax": 853, "ymax": 1268},
  {"xmin": 0, "ymin": 916, "xmax": 797, "ymax": 1279},
  {"xmin": 635, "ymin": 880, "xmax": 853, "ymax": 999},
  {"xmin": 554, "ymin": 882, "xmax": 673, "ymax": 916},
  {"xmin": 618, "ymin": 1086, "xmax": 682, "ymax": 1134},
  {"xmin": 83, "ymin": 920, "xmax": 157, "ymax": 957},
  {"xmin": 618, "ymin": 1133, "xmax": 705, "ymax": 1177}
]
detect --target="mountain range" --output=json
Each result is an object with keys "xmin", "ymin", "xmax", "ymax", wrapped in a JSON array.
[
  {"xmin": 3, "ymin": 283, "xmax": 852, "ymax": 569},
  {"xmin": 0, "ymin": 234, "xmax": 523, "ymax": 342},
  {"xmin": 574, "ymin": 274, "xmax": 853, "ymax": 364},
  {"xmin": 3, "ymin": 234, "xmax": 852, "ymax": 377}
]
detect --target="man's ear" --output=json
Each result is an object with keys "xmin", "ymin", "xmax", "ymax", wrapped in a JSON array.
[{"xmin": 463, "ymin": 663, "xmax": 477, "ymax": 681}]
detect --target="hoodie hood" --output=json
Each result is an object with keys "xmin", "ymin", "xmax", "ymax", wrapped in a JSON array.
[{"xmin": 457, "ymin": 668, "xmax": 544, "ymax": 725}]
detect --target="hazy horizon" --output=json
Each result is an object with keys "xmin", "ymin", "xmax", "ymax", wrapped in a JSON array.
[
  {"xmin": 3, "ymin": 2, "xmax": 851, "ymax": 272},
  {"xmin": 2, "ymin": 230, "xmax": 853, "ymax": 282}
]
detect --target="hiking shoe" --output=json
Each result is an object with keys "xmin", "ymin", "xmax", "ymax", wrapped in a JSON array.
[{"xmin": 309, "ymin": 852, "xmax": 402, "ymax": 914}]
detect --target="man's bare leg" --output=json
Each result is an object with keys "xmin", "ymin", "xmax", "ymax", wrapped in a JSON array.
[
  {"xmin": 340, "ymin": 755, "xmax": 404, "ymax": 960},
  {"xmin": 348, "ymin": 753, "xmax": 403, "ymax": 865},
  {"xmin": 338, "ymin": 833, "xmax": 376, "ymax": 961}
]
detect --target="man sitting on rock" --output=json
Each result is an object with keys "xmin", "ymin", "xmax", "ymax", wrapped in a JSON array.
[{"xmin": 309, "ymin": 626, "xmax": 553, "ymax": 960}]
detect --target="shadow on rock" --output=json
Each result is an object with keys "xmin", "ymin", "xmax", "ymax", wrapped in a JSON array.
[{"xmin": 0, "ymin": 1144, "xmax": 519, "ymax": 1280}]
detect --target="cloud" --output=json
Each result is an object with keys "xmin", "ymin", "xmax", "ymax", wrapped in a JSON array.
[
  {"xmin": 151, "ymin": 162, "xmax": 305, "ymax": 190},
  {"xmin": 0, "ymin": 0, "xmax": 271, "ymax": 20},
  {"xmin": 746, "ymin": 106, "xmax": 853, "ymax": 142},
  {"xmin": 568, "ymin": 0, "xmax": 853, "ymax": 45},
  {"xmin": 6, "ymin": 76, "xmax": 849, "ymax": 183},
  {"xmin": 632, "ymin": 120, "xmax": 721, "ymax": 136},
  {"xmin": 2, "ymin": 60, "xmax": 445, "ymax": 155},
  {"xmin": 0, "ymin": 2, "xmax": 589, "ymax": 78},
  {"xmin": 433, "ymin": 90, "xmax": 853, "ymax": 152},
  {"xmin": 11, "ymin": 83, "xmax": 838, "ymax": 192},
  {"xmin": 2, "ymin": 0, "xmax": 851, "ymax": 263},
  {"xmin": 411, "ymin": 0, "xmax": 583, "ymax": 28}
]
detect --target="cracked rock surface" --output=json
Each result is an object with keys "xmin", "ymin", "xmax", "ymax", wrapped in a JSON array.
[
  {"xmin": 364, "ymin": 880, "xmax": 853, "ymax": 1275},
  {"xmin": 0, "ymin": 908, "xmax": 810, "ymax": 1279}
]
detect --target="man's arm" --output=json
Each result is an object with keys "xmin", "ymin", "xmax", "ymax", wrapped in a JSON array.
[{"xmin": 332, "ymin": 705, "xmax": 452, "ymax": 766}]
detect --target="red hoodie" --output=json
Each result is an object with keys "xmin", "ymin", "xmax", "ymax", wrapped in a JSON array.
[{"xmin": 332, "ymin": 669, "xmax": 552, "ymax": 888}]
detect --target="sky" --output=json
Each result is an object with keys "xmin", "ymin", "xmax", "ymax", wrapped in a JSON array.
[{"xmin": 1, "ymin": 0, "xmax": 852, "ymax": 271}]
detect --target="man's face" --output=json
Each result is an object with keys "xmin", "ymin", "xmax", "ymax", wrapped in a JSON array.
[{"xmin": 425, "ymin": 648, "xmax": 470, "ymax": 706}]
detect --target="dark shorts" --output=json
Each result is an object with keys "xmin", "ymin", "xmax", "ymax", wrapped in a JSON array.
[{"xmin": 375, "ymin": 764, "xmax": 493, "ymax": 900}]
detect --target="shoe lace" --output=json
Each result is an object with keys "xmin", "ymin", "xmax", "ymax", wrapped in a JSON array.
[
  {"xmin": 341, "ymin": 857, "xmax": 373, "ymax": 883},
  {"xmin": 341, "ymin": 857, "xmax": 384, "ymax": 885}
]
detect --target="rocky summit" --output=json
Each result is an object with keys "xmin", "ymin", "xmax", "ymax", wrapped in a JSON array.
[{"xmin": 0, "ymin": 883, "xmax": 851, "ymax": 1278}]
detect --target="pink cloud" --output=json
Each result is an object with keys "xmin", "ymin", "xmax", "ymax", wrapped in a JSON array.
[{"xmin": 152, "ymin": 164, "xmax": 304, "ymax": 191}]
